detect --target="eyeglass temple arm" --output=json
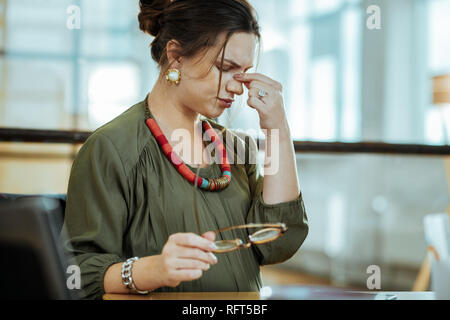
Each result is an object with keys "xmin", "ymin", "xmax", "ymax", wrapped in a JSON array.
[
  {"xmin": 193, "ymin": 122, "xmax": 233, "ymax": 236},
  {"xmin": 193, "ymin": 118, "xmax": 270, "ymax": 236},
  {"xmin": 193, "ymin": 165, "xmax": 202, "ymax": 235},
  {"xmin": 192, "ymin": 124, "xmax": 227, "ymax": 236},
  {"xmin": 213, "ymin": 223, "xmax": 286, "ymax": 234}
]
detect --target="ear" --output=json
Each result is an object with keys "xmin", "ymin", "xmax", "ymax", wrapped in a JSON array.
[{"xmin": 166, "ymin": 39, "xmax": 183, "ymax": 68}]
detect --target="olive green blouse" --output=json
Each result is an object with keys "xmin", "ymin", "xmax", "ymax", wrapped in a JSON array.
[{"xmin": 62, "ymin": 98, "xmax": 309, "ymax": 300}]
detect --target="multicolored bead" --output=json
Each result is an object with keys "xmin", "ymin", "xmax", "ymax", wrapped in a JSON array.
[{"xmin": 146, "ymin": 117, "xmax": 232, "ymax": 192}]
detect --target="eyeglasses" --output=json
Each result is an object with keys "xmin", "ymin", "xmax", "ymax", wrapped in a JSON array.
[{"xmin": 209, "ymin": 223, "xmax": 287, "ymax": 253}]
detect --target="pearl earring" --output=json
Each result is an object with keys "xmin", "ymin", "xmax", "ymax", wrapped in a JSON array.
[{"xmin": 165, "ymin": 68, "xmax": 181, "ymax": 86}]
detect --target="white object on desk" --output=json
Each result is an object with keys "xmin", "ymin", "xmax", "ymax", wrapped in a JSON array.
[
  {"xmin": 371, "ymin": 292, "xmax": 435, "ymax": 300},
  {"xmin": 423, "ymin": 213, "xmax": 450, "ymax": 299},
  {"xmin": 424, "ymin": 213, "xmax": 449, "ymax": 260},
  {"xmin": 431, "ymin": 258, "xmax": 450, "ymax": 300}
]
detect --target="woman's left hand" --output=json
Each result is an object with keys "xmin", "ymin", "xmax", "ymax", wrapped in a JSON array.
[{"xmin": 234, "ymin": 72, "xmax": 289, "ymax": 133}]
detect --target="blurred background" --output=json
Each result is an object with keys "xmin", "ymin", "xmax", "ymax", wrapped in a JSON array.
[{"xmin": 0, "ymin": 0, "xmax": 449, "ymax": 291}]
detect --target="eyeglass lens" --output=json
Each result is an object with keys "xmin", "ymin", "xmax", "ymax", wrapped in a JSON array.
[
  {"xmin": 213, "ymin": 227, "xmax": 282, "ymax": 252},
  {"xmin": 249, "ymin": 228, "xmax": 281, "ymax": 243},
  {"xmin": 213, "ymin": 240, "xmax": 241, "ymax": 252}
]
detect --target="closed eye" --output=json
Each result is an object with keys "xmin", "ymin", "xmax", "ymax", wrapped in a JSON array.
[{"xmin": 216, "ymin": 65, "xmax": 233, "ymax": 72}]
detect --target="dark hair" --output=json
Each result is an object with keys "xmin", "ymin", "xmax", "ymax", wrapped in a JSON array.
[{"xmin": 138, "ymin": 0, "xmax": 261, "ymax": 96}]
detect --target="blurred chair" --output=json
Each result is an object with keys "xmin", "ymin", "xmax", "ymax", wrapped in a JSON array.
[
  {"xmin": 0, "ymin": 193, "xmax": 66, "ymax": 232},
  {"xmin": 0, "ymin": 194, "xmax": 77, "ymax": 299}
]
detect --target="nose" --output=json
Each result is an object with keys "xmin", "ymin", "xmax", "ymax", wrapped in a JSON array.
[{"xmin": 224, "ymin": 73, "xmax": 245, "ymax": 97}]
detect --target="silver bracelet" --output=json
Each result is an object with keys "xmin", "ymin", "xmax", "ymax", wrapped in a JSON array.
[{"xmin": 121, "ymin": 257, "xmax": 149, "ymax": 295}]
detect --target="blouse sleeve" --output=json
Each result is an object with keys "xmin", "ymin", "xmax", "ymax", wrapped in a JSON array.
[
  {"xmin": 62, "ymin": 132, "xmax": 128, "ymax": 300},
  {"xmin": 242, "ymin": 133, "xmax": 309, "ymax": 266}
]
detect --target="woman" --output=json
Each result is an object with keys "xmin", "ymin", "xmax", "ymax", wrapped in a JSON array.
[{"xmin": 63, "ymin": 0, "xmax": 309, "ymax": 300}]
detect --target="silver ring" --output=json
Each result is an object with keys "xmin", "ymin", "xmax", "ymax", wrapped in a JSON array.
[{"xmin": 258, "ymin": 89, "xmax": 267, "ymax": 98}]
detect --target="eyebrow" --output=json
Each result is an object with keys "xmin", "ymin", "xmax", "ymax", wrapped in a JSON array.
[{"xmin": 223, "ymin": 58, "xmax": 253, "ymax": 71}]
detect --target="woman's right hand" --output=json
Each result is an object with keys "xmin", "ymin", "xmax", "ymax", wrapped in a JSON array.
[
  {"xmin": 104, "ymin": 232, "xmax": 218, "ymax": 294},
  {"xmin": 157, "ymin": 232, "xmax": 218, "ymax": 288}
]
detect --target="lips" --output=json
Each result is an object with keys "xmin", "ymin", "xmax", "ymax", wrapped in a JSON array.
[
  {"xmin": 218, "ymin": 98, "xmax": 234, "ymax": 104},
  {"xmin": 217, "ymin": 98, "xmax": 233, "ymax": 109}
]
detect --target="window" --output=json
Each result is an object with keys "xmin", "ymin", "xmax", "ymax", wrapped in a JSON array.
[
  {"xmin": 426, "ymin": 0, "xmax": 450, "ymax": 144},
  {"xmin": 222, "ymin": 0, "xmax": 362, "ymax": 142},
  {"xmin": 0, "ymin": 0, "xmax": 148, "ymax": 131},
  {"xmin": 87, "ymin": 63, "xmax": 140, "ymax": 128},
  {"xmin": 2, "ymin": 0, "xmax": 448, "ymax": 145}
]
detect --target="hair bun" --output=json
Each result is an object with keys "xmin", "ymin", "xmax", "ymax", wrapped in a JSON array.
[{"xmin": 138, "ymin": 0, "xmax": 171, "ymax": 37}]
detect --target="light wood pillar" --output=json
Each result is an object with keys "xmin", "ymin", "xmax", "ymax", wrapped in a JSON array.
[{"xmin": 413, "ymin": 74, "xmax": 450, "ymax": 291}]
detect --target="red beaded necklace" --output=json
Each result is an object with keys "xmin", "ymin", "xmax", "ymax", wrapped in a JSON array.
[{"xmin": 145, "ymin": 106, "xmax": 232, "ymax": 192}]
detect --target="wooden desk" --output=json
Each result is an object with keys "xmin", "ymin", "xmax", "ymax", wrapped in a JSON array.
[
  {"xmin": 103, "ymin": 289, "xmax": 435, "ymax": 300},
  {"xmin": 104, "ymin": 292, "xmax": 260, "ymax": 300}
]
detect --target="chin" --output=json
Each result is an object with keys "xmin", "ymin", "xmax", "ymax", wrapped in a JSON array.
[
  {"xmin": 202, "ymin": 106, "xmax": 224, "ymax": 120},
  {"xmin": 211, "ymin": 109, "xmax": 225, "ymax": 120}
]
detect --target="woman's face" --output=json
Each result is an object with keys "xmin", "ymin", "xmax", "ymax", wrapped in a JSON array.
[{"xmin": 175, "ymin": 32, "xmax": 257, "ymax": 119}]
